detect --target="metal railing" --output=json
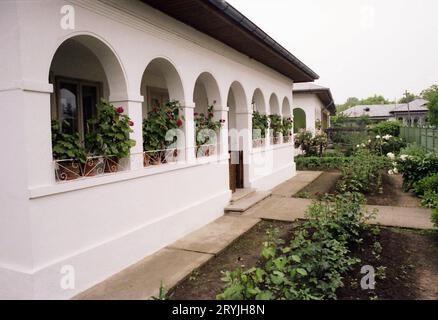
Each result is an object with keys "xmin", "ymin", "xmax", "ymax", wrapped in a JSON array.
[
  {"xmin": 252, "ymin": 138, "xmax": 266, "ymax": 148},
  {"xmin": 143, "ymin": 148, "xmax": 179, "ymax": 166}
]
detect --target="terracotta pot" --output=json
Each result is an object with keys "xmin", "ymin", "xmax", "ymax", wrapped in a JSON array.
[
  {"xmin": 57, "ymin": 161, "xmax": 81, "ymax": 181},
  {"xmin": 83, "ymin": 158, "xmax": 101, "ymax": 177},
  {"xmin": 144, "ymin": 153, "xmax": 151, "ymax": 167},
  {"xmin": 104, "ymin": 157, "xmax": 119, "ymax": 173}
]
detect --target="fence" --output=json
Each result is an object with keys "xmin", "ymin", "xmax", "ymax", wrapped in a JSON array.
[{"xmin": 400, "ymin": 126, "xmax": 438, "ymax": 153}]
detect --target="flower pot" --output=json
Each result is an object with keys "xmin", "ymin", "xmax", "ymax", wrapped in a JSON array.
[
  {"xmin": 56, "ymin": 161, "xmax": 81, "ymax": 181},
  {"xmin": 83, "ymin": 158, "xmax": 103, "ymax": 177},
  {"xmin": 144, "ymin": 153, "xmax": 151, "ymax": 167},
  {"xmin": 104, "ymin": 157, "xmax": 119, "ymax": 173}
]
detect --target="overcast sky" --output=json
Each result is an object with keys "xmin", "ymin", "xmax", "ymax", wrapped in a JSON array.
[{"xmin": 227, "ymin": 0, "xmax": 438, "ymax": 104}]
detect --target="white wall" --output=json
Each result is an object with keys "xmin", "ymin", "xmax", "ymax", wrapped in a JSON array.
[
  {"xmin": 293, "ymin": 92, "xmax": 325, "ymax": 134},
  {"xmin": 0, "ymin": 0, "xmax": 296, "ymax": 299}
]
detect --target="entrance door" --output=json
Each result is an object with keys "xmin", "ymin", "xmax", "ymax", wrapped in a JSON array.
[{"xmin": 229, "ymin": 151, "xmax": 243, "ymax": 193}]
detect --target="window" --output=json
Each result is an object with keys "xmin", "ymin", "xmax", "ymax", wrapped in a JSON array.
[
  {"xmin": 54, "ymin": 78, "xmax": 102, "ymax": 139},
  {"xmin": 147, "ymin": 87, "xmax": 169, "ymax": 112}
]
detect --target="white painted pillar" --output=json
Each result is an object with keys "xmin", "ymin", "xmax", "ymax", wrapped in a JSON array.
[
  {"xmin": 214, "ymin": 106, "xmax": 229, "ymax": 158},
  {"xmin": 23, "ymin": 83, "xmax": 56, "ymax": 187},
  {"xmin": 235, "ymin": 110, "xmax": 252, "ymax": 187},
  {"xmin": 110, "ymin": 95, "xmax": 144, "ymax": 171},
  {"xmin": 183, "ymin": 103, "xmax": 196, "ymax": 163}
]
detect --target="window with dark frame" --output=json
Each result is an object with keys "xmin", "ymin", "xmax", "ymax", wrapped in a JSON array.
[{"xmin": 54, "ymin": 77, "xmax": 102, "ymax": 140}]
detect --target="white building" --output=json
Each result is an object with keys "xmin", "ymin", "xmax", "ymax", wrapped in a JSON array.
[
  {"xmin": 292, "ymin": 83, "xmax": 335, "ymax": 133},
  {"xmin": 0, "ymin": 0, "xmax": 319, "ymax": 299},
  {"xmin": 342, "ymin": 99, "xmax": 429, "ymax": 126}
]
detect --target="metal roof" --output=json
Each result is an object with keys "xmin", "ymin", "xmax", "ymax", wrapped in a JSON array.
[
  {"xmin": 141, "ymin": 0, "xmax": 319, "ymax": 82},
  {"xmin": 342, "ymin": 99, "xmax": 429, "ymax": 118},
  {"xmin": 293, "ymin": 83, "xmax": 336, "ymax": 115}
]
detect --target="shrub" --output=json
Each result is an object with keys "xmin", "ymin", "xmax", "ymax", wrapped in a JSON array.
[
  {"xmin": 295, "ymin": 156, "xmax": 350, "ymax": 170},
  {"xmin": 400, "ymin": 143, "xmax": 427, "ymax": 158},
  {"xmin": 295, "ymin": 129, "xmax": 328, "ymax": 156},
  {"xmin": 194, "ymin": 105, "xmax": 222, "ymax": 147},
  {"xmin": 432, "ymin": 207, "xmax": 438, "ymax": 229},
  {"xmin": 252, "ymin": 111, "xmax": 269, "ymax": 139},
  {"xmin": 217, "ymin": 193, "xmax": 373, "ymax": 300},
  {"xmin": 337, "ymin": 150, "xmax": 389, "ymax": 194},
  {"xmin": 269, "ymin": 114, "xmax": 283, "ymax": 137},
  {"xmin": 51, "ymin": 120, "xmax": 86, "ymax": 162},
  {"xmin": 421, "ymin": 190, "xmax": 438, "ymax": 209},
  {"xmin": 413, "ymin": 173, "xmax": 438, "ymax": 196},
  {"xmin": 86, "ymin": 100, "xmax": 136, "ymax": 159},
  {"xmin": 370, "ymin": 120, "xmax": 402, "ymax": 137},
  {"xmin": 143, "ymin": 100, "xmax": 183, "ymax": 151},
  {"xmin": 395, "ymin": 153, "xmax": 438, "ymax": 191}
]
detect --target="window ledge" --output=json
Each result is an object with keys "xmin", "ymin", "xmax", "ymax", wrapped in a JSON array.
[
  {"xmin": 29, "ymin": 155, "xmax": 229, "ymax": 199},
  {"xmin": 251, "ymin": 143, "xmax": 293, "ymax": 154}
]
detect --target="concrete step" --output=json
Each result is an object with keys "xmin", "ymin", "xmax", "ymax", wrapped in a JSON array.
[
  {"xmin": 231, "ymin": 188, "xmax": 255, "ymax": 203},
  {"xmin": 225, "ymin": 191, "xmax": 272, "ymax": 212}
]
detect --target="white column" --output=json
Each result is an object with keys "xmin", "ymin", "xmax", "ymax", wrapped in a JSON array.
[
  {"xmin": 183, "ymin": 103, "xmax": 196, "ymax": 163},
  {"xmin": 110, "ymin": 96, "xmax": 144, "ymax": 171},
  {"xmin": 214, "ymin": 106, "xmax": 229, "ymax": 158},
  {"xmin": 235, "ymin": 110, "xmax": 252, "ymax": 187}
]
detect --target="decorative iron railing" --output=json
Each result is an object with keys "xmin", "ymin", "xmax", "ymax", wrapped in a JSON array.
[
  {"xmin": 252, "ymin": 138, "xmax": 266, "ymax": 148},
  {"xmin": 143, "ymin": 148, "xmax": 179, "ymax": 166},
  {"xmin": 196, "ymin": 144, "xmax": 217, "ymax": 158}
]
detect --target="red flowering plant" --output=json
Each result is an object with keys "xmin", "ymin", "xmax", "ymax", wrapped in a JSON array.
[
  {"xmin": 194, "ymin": 105, "xmax": 223, "ymax": 147},
  {"xmin": 142, "ymin": 100, "xmax": 184, "ymax": 152},
  {"xmin": 85, "ymin": 100, "xmax": 136, "ymax": 160}
]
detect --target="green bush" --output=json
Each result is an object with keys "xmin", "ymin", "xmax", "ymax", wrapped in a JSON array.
[
  {"xmin": 337, "ymin": 150, "xmax": 390, "ymax": 194},
  {"xmin": 396, "ymin": 153, "xmax": 438, "ymax": 191},
  {"xmin": 295, "ymin": 156, "xmax": 350, "ymax": 170},
  {"xmin": 370, "ymin": 120, "xmax": 402, "ymax": 137},
  {"xmin": 217, "ymin": 193, "xmax": 373, "ymax": 300},
  {"xmin": 432, "ymin": 207, "xmax": 438, "ymax": 229},
  {"xmin": 400, "ymin": 143, "xmax": 427, "ymax": 158},
  {"xmin": 413, "ymin": 173, "xmax": 438, "ymax": 196},
  {"xmin": 421, "ymin": 190, "xmax": 438, "ymax": 209},
  {"xmin": 295, "ymin": 129, "xmax": 328, "ymax": 156}
]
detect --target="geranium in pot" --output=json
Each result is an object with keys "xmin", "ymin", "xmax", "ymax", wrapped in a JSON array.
[
  {"xmin": 269, "ymin": 114, "xmax": 282, "ymax": 144},
  {"xmin": 86, "ymin": 100, "xmax": 136, "ymax": 173},
  {"xmin": 194, "ymin": 105, "xmax": 222, "ymax": 157},
  {"xmin": 252, "ymin": 111, "xmax": 269, "ymax": 146},
  {"xmin": 143, "ymin": 100, "xmax": 183, "ymax": 166},
  {"xmin": 51, "ymin": 120, "xmax": 87, "ymax": 181},
  {"xmin": 282, "ymin": 117, "xmax": 293, "ymax": 142}
]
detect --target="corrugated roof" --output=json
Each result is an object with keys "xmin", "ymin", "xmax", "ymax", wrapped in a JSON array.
[{"xmin": 342, "ymin": 99, "xmax": 429, "ymax": 118}]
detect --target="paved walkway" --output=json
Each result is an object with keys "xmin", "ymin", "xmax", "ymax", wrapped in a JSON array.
[{"xmin": 75, "ymin": 171, "xmax": 434, "ymax": 300}]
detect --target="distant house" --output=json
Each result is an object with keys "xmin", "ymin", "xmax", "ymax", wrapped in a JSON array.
[
  {"xmin": 293, "ymin": 83, "xmax": 336, "ymax": 133},
  {"xmin": 342, "ymin": 99, "xmax": 429, "ymax": 126}
]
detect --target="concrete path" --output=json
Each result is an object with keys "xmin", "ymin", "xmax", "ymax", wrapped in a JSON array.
[
  {"xmin": 272, "ymin": 171, "xmax": 322, "ymax": 197},
  {"xmin": 75, "ymin": 170, "xmax": 434, "ymax": 300},
  {"xmin": 75, "ymin": 215, "xmax": 260, "ymax": 300}
]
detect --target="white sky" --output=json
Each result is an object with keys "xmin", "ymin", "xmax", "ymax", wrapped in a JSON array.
[{"xmin": 227, "ymin": 0, "xmax": 438, "ymax": 104}]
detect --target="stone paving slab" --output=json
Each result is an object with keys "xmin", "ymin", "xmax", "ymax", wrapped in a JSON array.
[
  {"xmin": 240, "ymin": 197, "xmax": 312, "ymax": 222},
  {"xmin": 272, "ymin": 171, "xmax": 322, "ymax": 197},
  {"xmin": 225, "ymin": 191, "xmax": 271, "ymax": 212},
  {"xmin": 369, "ymin": 205, "xmax": 433, "ymax": 230},
  {"xmin": 168, "ymin": 215, "xmax": 260, "ymax": 254},
  {"xmin": 74, "ymin": 248, "xmax": 212, "ymax": 300}
]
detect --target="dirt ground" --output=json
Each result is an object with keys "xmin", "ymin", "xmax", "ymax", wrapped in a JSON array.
[
  {"xmin": 295, "ymin": 171, "xmax": 421, "ymax": 207},
  {"xmin": 338, "ymin": 227, "xmax": 438, "ymax": 300},
  {"xmin": 170, "ymin": 220, "xmax": 295, "ymax": 300},
  {"xmin": 170, "ymin": 220, "xmax": 438, "ymax": 300}
]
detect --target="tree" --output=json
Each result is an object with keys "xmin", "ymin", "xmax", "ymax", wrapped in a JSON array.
[
  {"xmin": 336, "ymin": 95, "xmax": 391, "ymax": 113},
  {"xmin": 398, "ymin": 91, "xmax": 417, "ymax": 104},
  {"xmin": 421, "ymin": 85, "xmax": 438, "ymax": 125}
]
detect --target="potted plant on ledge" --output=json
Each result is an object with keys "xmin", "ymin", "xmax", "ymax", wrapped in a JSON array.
[
  {"xmin": 252, "ymin": 111, "xmax": 269, "ymax": 147},
  {"xmin": 282, "ymin": 117, "xmax": 293, "ymax": 143},
  {"xmin": 194, "ymin": 105, "xmax": 223, "ymax": 157},
  {"xmin": 269, "ymin": 114, "xmax": 283, "ymax": 144},
  {"xmin": 142, "ymin": 100, "xmax": 184, "ymax": 166},
  {"xmin": 51, "ymin": 120, "xmax": 87, "ymax": 181},
  {"xmin": 86, "ymin": 100, "xmax": 136, "ymax": 173}
]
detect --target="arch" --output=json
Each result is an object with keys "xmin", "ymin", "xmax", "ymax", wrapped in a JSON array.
[
  {"xmin": 293, "ymin": 108, "xmax": 307, "ymax": 133},
  {"xmin": 227, "ymin": 81, "xmax": 248, "ymax": 150},
  {"xmin": 227, "ymin": 81, "xmax": 248, "ymax": 113},
  {"xmin": 49, "ymin": 34, "xmax": 128, "ymax": 99},
  {"xmin": 269, "ymin": 93, "xmax": 280, "ymax": 115},
  {"xmin": 141, "ymin": 57, "xmax": 185, "ymax": 116},
  {"xmin": 193, "ymin": 72, "xmax": 222, "ymax": 114},
  {"xmin": 251, "ymin": 88, "xmax": 266, "ymax": 114},
  {"xmin": 49, "ymin": 34, "xmax": 128, "ymax": 137},
  {"xmin": 282, "ymin": 97, "xmax": 291, "ymax": 118}
]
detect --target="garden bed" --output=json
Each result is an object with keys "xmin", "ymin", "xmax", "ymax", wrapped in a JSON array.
[
  {"xmin": 169, "ymin": 220, "xmax": 438, "ymax": 300},
  {"xmin": 295, "ymin": 171, "xmax": 421, "ymax": 207}
]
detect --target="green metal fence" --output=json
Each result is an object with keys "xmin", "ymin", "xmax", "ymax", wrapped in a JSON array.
[{"xmin": 400, "ymin": 126, "xmax": 438, "ymax": 153}]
